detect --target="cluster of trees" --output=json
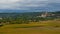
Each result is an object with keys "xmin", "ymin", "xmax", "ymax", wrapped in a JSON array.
[{"xmin": 0, "ymin": 11, "xmax": 60, "ymax": 24}]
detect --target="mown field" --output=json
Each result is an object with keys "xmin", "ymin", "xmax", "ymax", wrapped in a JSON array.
[{"xmin": 0, "ymin": 20, "xmax": 60, "ymax": 34}]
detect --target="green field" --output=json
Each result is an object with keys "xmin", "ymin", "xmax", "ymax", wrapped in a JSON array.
[{"xmin": 0, "ymin": 21, "xmax": 60, "ymax": 34}]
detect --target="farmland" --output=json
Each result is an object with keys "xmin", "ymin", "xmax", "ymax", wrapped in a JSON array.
[{"xmin": 0, "ymin": 20, "xmax": 60, "ymax": 34}]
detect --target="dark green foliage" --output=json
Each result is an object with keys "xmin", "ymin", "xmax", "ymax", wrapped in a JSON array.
[{"xmin": 0, "ymin": 11, "xmax": 59, "ymax": 24}]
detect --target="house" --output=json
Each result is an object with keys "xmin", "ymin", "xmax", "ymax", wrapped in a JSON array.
[
  {"xmin": 37, "ymin": 11, "xmax": 49, "ymax": 18},
  {"xmin": 37, "ymin": 12, "xmax": 55, "ymax": 17}
]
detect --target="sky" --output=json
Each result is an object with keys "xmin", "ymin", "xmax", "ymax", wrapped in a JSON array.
[{"xmin": 0, "ymin": 0, "xmax": 60, "ymax": 12}]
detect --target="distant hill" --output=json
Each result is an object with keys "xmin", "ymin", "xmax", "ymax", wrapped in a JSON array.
[{"xmin": 0, "ymin": 9, "xmax": 59, "ymax": 13}]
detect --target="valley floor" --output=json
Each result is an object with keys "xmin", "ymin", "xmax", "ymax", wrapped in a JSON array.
[{"xmin": 0, "ymin": 20, "xmax": 60, "ymax": 34}]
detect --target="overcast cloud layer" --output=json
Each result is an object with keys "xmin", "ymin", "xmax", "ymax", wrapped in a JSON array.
[{"xmin": 0, "ymin": 0, "xmax": 60, "ymax": 11}]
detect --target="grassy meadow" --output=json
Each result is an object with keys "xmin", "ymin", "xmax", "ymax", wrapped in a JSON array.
[{"xmin": 0, "ymin": 20, "xmax": 60, "ymax": 34}]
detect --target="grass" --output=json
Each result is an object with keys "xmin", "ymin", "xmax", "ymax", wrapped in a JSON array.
[{"xmin": 0, "ymin": 20, "xmax": 60, "ymax": 34}]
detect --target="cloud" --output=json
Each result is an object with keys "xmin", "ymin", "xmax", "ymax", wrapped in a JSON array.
[
  {"xmin": 0, "ymin": 0, "xmax": 60, "ymax": 10},
  {"xmin": 0, "ymin": 0, "xmax": 19, "ymax": 4},
  {"xmin": 0, "ymin": 0, "xmax": 48, "ymax": 9}
]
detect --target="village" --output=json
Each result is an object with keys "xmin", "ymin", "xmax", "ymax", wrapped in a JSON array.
[{"xmin": 37, "ymin": 11, "xmax": 60, "ymax": 18}]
